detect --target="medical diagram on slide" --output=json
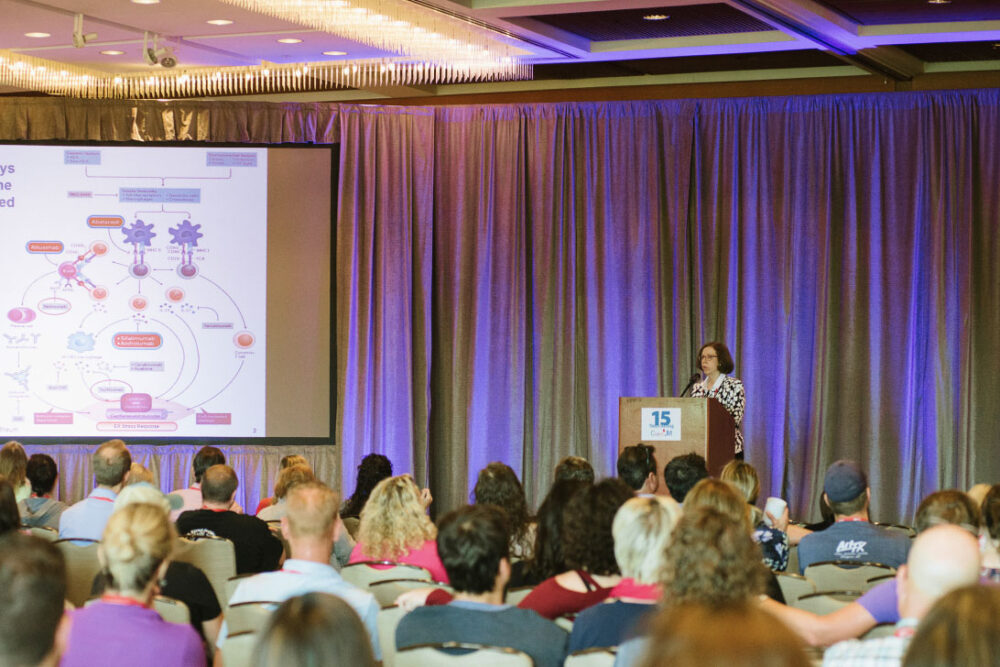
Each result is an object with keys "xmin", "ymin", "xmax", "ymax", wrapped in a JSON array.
[{"xmin": 0, "ymin": 146, "xmax": 266, "ymax": 437}]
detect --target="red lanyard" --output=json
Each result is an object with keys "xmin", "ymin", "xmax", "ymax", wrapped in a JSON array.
[
  {"xmin": 100, "ymin": 594, "xmax": 148, "ymax": 609},
  {"xmin": 92, "ymin": 495, "xmax": 114, "ymax": 503},
  {"xmin": 608, "ymin": 578, "xmax": 660, "ymax": 601}
]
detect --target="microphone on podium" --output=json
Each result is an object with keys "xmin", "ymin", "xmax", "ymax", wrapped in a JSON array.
[{"xmin": 679, "ymin": 372, "xmax": 701, "ymax": 397}]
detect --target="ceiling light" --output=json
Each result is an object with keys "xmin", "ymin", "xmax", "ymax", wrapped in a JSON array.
[
  {"xmin": 100, "ymin": 50, "xmax": 125, "ymax": 56},
  {"xmin": 277, "ymin": 38, "xmax": 303, "ymax": 44},
  {"xmin": 322, "ymin": 50, "xmax": 347, "ymax": 56},
  {"xmin": 24, "ymin": 32, "xmax": 51, "ymax": 38},
  {"xmin": 643, "ymin": 14, "xmax": 669, "ymax": 21},
  {"xmin": 926, "ymin": 0, "xmax": 951, "ymax": 4},
  {"xmin": 206, "ymin": 19, "xmax": 234, "ymax": 25},
  {"xmin": 131, "ymin": 0, "xmax": 160, "ymax": 4}
]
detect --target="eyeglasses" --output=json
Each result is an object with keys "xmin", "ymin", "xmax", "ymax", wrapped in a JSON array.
[{"xmin": 700, "ymin": 354, "xmax": 718, "ymax": 360}]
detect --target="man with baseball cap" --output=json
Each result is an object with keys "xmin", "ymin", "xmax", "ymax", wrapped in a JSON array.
[{"xmin": 797, "ymin": 460, "xmax": 911, "ymax": 574}]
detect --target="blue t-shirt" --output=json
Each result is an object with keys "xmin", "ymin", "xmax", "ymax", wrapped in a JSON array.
[
  {"xmin": 569, "ymin": 600, "xmax": 656, "ymax": 652},
  {"xmin": 797, "ymin": 521, "xmax": 910, "ymax": 574}
]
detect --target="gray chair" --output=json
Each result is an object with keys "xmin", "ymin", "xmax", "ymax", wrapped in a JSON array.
[
  {"xmin": 565, "ymin": 647, "xmax": 617, "ymax": 666},
  {"xmin": 369, "ymin": 578, "xmax": 453, "ymax": 608},
  {"xmin": 341, "ymin": 561, "xmax": 432, "ymax": 588},
  {"xmin": 804, "ymin": 560, "xmax": 895, "ymax": 593},
  {"xmin": 397, "ymin": 643, "xmax": 533, "ymax": 667},
  {"xmin": 377, "ymin": 604, "xmax": 408, "ymax": 667},
  {"xmin": 152, "ymin": 595, "xmax": 192, "ymax": 625},
  {"xmin": 792, "ymin": 590, "xmax": 862, "ymax": 615},
  {"xmin": 25, "ymin": 525, "xmax": 59, "ymax": 541},
  {"xmin": 220, "ymin": 630, "xmax": 257, "ymax": 667},
  {"xmin": 504, "ymin": 586, "xmax": 534, "ymax": 606},
  {"xmin": 53, "ymin": 539, "xmax": 101, "ymax": 607},
  {"xmin": 227, "ymin": 601, "xmax": 275, "ymax": 634},
  {"xmin": 774, "ymin": 571, "xmax": 816, "ymax": 604},
  {"xmin": 174, "ymin": 535, "xmax": 237, "ymax": 610}
]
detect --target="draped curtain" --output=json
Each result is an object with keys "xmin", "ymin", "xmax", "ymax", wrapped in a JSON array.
[{"xmin": 3, "ymin": 90, "xmax": 998, "ymax": 522}]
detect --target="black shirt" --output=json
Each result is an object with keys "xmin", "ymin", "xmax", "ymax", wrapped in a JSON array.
[{"xmin": 176, "ymin": 509, "xmax": 283, "ymax": 574}]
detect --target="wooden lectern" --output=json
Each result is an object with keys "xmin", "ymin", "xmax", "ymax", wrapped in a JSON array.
[{"xmin": 618, "ymin": 397, "xmax": 736, "ymax": 490}]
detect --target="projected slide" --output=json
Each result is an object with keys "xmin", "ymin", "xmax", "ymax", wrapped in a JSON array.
[{"xmin": 0, "ymin": 145, "xmax": 266, "ymax": 437}]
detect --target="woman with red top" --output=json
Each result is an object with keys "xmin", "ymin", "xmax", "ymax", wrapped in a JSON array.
[
  {"xmin": 348, "ymin": 474, "xmax": 449, "ymax": 583},
  {"xmin": 518, "ymin": 478, "xmax": 633, "ymax": 620}
]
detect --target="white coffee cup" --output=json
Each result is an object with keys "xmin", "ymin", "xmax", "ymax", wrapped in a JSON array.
[{"xmin": 763, "ymin": 496, "xmax": 787, "ymax": 527}]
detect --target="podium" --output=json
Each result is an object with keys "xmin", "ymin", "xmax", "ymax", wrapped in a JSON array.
[{"xmin": 618, "ymin": 397, "xmax": 735, "ymax": 489}]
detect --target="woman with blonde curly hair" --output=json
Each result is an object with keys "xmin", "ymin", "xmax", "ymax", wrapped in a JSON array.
[
  {"xmin": 347, "ymin": 474, "xmax": 448, "ymax": 582},
  {"xmin": 61, "ymin": 503, "xmax": 206, "ymax": 666}
]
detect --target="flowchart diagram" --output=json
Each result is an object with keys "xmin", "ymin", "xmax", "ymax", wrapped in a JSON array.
[{"xmin": 0, "ymin": 146, "xmax": 267, "ymax": 437}]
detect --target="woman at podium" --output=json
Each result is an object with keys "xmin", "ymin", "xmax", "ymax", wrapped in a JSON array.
[{"xmin": 691, "ymin": 341, "xmax": 745, "ymax": 456}]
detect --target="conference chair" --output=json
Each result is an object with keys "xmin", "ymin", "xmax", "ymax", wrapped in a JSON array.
[
  {"xmin": 53, "ymin": 539, "xmax": 101, "ymax": 607},
  {"xmin": 377, "ymin": 604, "xmax": 408, "ymax": 667},
  {"xmin": 174, "ymin": 534, "xmax": 237, "ymax": 611},
  {"xmin": 220, "ymin": 630, "xmax": 257, "ymax": 667},
  {"xmin": 396, "ymin": 643, "xmax": 532, "ymax": 667},
  {"xmin": 227, "ymin": 601, "xmax": 276, "ymax": 635},
  {"xmin": 555, "ymin": 614, "xmax": 575, "ymax": 632},
  {"xmin": 24, "ymin": 524, "xmax": 58, "ymax": 541},
  {"xmin": 504, "ymin": 585, "xmax": 534, "ymax": 606},
  {"xmin": 152, "ymin": 595, "xmax": 192, "ymax": 626},
  {"xmin": 773, "ymin": 571, "xmax": 817, "ymax": 604},
  {"xmin": 225, "ymin": 573, "xmax": 258, "ymax": 605},
  {"xmin": 342, "ymin": 516, "xmax": 361, "ymax": 540},
  {"xmin": 861, "ymin": 623, "xmax": 897, "ymax": 640},
  {"xmin": 341, "ymin": 561, "xmax": 432, "ymax": 588},
  {"xmin": 786, "ymin": 544, "xmax": 799, "ymax": 577},
  {"xmin": 871, "ymin": 522, "xmax": 917, "ymax": 538},
  {"xmin": 792, "ymin": 591, "xmax": 862, "ymax": 615},
  {"xmin": 803, "ymin": 561, "xmax": 895, "ymax": 593},
  {"xmin": 565, "ymin": 647, "xmax": 617, "ymax": 667},
  {"xmin": 368, "ymin": 578, "xmax": 453, "ymax": 608}
]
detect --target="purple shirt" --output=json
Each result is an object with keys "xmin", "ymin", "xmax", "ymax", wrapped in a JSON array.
[
  {"xmin": 856, "ymin": 579, "xmax": 899, "ymax": 624},
  {"xmin": 61, "ymin": 601, "xmax": 206, "ymax": 667}
]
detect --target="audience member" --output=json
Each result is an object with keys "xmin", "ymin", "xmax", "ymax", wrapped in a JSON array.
[
  {"xmin": 224, "ymin": 482, "xmax": 380, "ymax": 658},
  {"xmin": 617, "ymin": 445, "xmax": 658, "ymax": 496},
  {"xmin": 0, "ymin": 477, "xmax": 21, "ymax": 536},
  {"xmin": 256, "ymin": 454, "xmax": 309, "ymax": 514},
  {"xmin": 802, "ymin": 492, "xmax": 836, "ymax": 532},
  {"xmin": 797, "ymin": 460, "xmax": 910, "ymax": 573},
  {"xmin": 514, "ymin": 478, "xmax": 589, "ymax": 587},
  {"xmin": 473, "ymin": 462, "xmax": 535, "ymax": 559},
  {"xmin": 554, "ymin": 456, "xmax": 595, "ymax": 484},
  {"xmin": 0, "ymin": 532, "xmax": 67, "ymax": 667},
  {"xmin": 0, "ymin": 440, "xmax": 30, "ymax": 502},
  {"xmin": 966, "ymin": 483, "xmax": 992, "ymax": 509},
  {"xmin": 169, "ymin": 445, "xmax": 243, "ymax": 521},
  {"xmin": 91, "ymin": 483, "xmax": 223, "ymax": 646},
  {"xmin": 176, "ymin": 464, "xmax": 282, "ymax": 574},
  {"xmin": 637, "ymin": 602, "xmax": 810, "ymax": 667},
  {"xmin": 58, "ymin": 439, "xmax": 131, "ymax": 541},
  {"xmin": 396, "ymin": 504, "xmax": 568, "ymax": 667},
  {"xmin": 662, "ymin": 453, "xmax": 707, "ymax": 503},
  {"xmin": 979, "ymin": 484, "xmax": 1000, "ymax": 581},
  {"xmin": 822, "ymin": 524, "xmax": 981, "ymax": 665},
  {"xmin": 569, "ymin": 495, "xmax": 681, "ymax": 652},
  {"xmin": 124, "ymin": 462, "xmax": 154, "ymax": 486},
  {"xmin": 340, "ymin": 453, "xmax": 392, "ymax": 519},
  {"xmin": 349, "ymin": 474, "xmax": 448, "ymax": 582},
  {"xmin": 257, "ymin": 464, "xmax": 316, "ymax": 521},
  {"xmin": 252, "ymin": 592, "xmax": 377, "ymax": 667},
  {"xmin": 519, "ymin": 478, "xmax": 633, "ymax": 619},
  {"xmin": 902, "ymin": 584, "xmax": 1000, "ymax": 667},
  {"xmin": 61, "ymin": 504, "xmax": 205, "ymax": 667},
  {"xmin": 18, "ymin": 454, "xmax": 68, "ymax": 529}
]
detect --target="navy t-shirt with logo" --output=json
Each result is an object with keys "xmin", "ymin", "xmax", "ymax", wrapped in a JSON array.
[{"xmin": 797, "ymin": 521, "xmax": 911, "ymax": 574}]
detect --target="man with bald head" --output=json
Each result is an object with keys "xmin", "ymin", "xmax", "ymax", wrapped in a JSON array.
[
  {"xmin": 218, "ymin": 482, "xmax": 380, "ymax": 658},
  {"xmin": 176, "ymin": 464, "xmax": 282, "ymax": 574},
  {"xmin": 59, "ymin": 439, "xmax": 131, "ymax": 541},
  {"xmin": 821, "ymin": 523, "xmax": 982, "ymax": 666}
]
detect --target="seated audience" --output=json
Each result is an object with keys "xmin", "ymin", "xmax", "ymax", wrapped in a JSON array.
[
  {"xmin": 340, "ymin": 453, "xmax": 392, "ymax": 519},
  {"xmin": 91, "ymin": 483, "xmax": 223, "ymax": 646},
  {"xmin": 722, "ymin": 458, "xmax": 811, "ymax": 547},
  {"xmin": 61, "ymin": 503, "xmax": 205, "ymax": 667},
  {"xmin": 473, "ymin": 462, "xmax": 535, "ymax": 559},
  {"xmin": 519, "ymin": 478, "xmax": 633, "ymax": 619},
  {"xmin": 18, "ymin": 454, "xmax": 68, "ymax": 529},
  {"xmin": 554, "ymin": 456, "xmax": 595, "ymax": 484},
  {"xmin": 663, "ymin": 453, "xmax": 707, "ymax": 503},
  {"xmin": 252, "ymin": 592, "xmax": 377, "ymax": 667},
  {"xmin": 396, "ymin": 504, "xmax": 568, "ymax": 667},
  {"xmin": 797, "ymin": 460, "xmax": 910, "ymax": 573},
  {"xmin": 822, "ymin": 524, "xmax": 981, "ymax": 665},
  {"xmin": 617, "ymin": 444, "xmax": 659, "ymax": 497},
  {"xmin": 0, "ymin": 532, "xmax": 67, "ymax": 667},
  {"xmin": 257, "ymin": 464, "xmax": 316, "ymax": 521},
  {"xmin": 176, "ymin": 464, "xmax": 282, "ymax": 574},
  {"xmin": 0, "ymin": 477, "xmax": 21, "ymax": 536},
  {"xmin": 902, "ymin": 584, "xmax": 1000, "ymax": 667},
  {"xmin": 169, "ymin": 445, "xmax": 243, "ymax": 521},
  {"xmin": 511, "ymin": 477, "xmax": 589, "ymax": 588},
  {"xmin": 979, "ymin": 484, "xmax": 1000, "ymax": 581},
  {"xmin": 348, "ymin": 474, "xmax": 448, "ymax": 582},
  {"xmin": 224, "ymin": 482, "xmax": 380, "ymax": 658},
  {"xmin": 966, "ymin": 483, "xmax": 992, "ymax": 508},
  {"xmin": 125, "ymin": 462, "xmax": 155, "ymax": 486},
  {"xmin": 256, "ymin": 454, "xmax": 310, "ymax": 514},
  {"xmin": 569, "ymin": 495, "xmax": 681, "ymax": 652},
  {"xmin": 59, "ymin": 439, "xmax": 131, "ymax": 541},
  {"xmin": 0, "ymin": 441, "xmax": 30, "ymax": 502},
  {"xmin": 640, "ymin": 601, "xmax": 810, "ymax": 667}
]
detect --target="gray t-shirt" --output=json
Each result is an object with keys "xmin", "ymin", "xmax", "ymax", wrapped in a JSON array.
[
  {"xmin": 18, "ymin": 496, "xmax": 68, "ymax": 529},
  {"xmin": 797, "ymin": 521, "xmax": 911, "ymax": 574}
]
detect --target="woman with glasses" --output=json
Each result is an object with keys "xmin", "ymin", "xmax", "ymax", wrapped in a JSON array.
[{"xmin": 691, "ymin": 341, "xmax": 745, "ymax": 457}]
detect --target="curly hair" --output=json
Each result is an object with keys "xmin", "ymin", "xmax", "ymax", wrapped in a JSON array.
[
  {"xmin": 562, "ymin": 478, "xmax": 633, "ymax": 576},
  {"xmin": 473, "ymin": 462, "xmax": 532, "ymax": 555},
  {"xmin": 341, "ymin": 454, "xmax": 393, "ymax": 519},
  {"xmin": 357, "ymin": 475, "xmax": 435, "ymax": 561},
  {"xmin": 663, "ymin": 507, "xmax": 769, "ymax": 606},
  {"xmin": 0, "ymin": 442, "xmax": 27, "ymax": 492},
  {"xmin": 524, "ymin": 478, "xmax": 589, "ymax": 581}
]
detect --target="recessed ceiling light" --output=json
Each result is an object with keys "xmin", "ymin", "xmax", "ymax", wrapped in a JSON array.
[
  {"xmin": 926, "ymin": 0, "xmax": 950, "ymax": 4},
  {"xmin": 643, "ymin": 14, "xmax": 670, "ymax": 21},
  {"xmin": 100, "ymin": 50, "xmax": 125, "ymax": 56},
  {"xmin": 277, "ymin": 38, "xmax": 303, "ymax": 44},
  {"xmin": 206, "ymin": 19, "xmax": 234, "ymax": 26},
  {"xmin": 322, "ymin": 50, "xmax": 347, "ymax": 56},
  {"xmin": 24, "ymin": 32, "xmax": 51, "ymax": 38},
  {"xmin": 131, "ymin": 0, "xmax": 160, "ymax": 4}
]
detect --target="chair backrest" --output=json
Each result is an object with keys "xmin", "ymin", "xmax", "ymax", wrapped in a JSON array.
[
  {"xmin": 803, "ymin": 561, "xmax": 896, "ymax": 593},
  {"xmin": 227, "ymin": 601, "xmax": 276, "ymax": 635},
  {"xmin": 25, "ymin": 525, "xmax": 59, "ymax": 541},
  {"xmin": 342, "ymin": 517, "xmax": 361, "ymax": 540},
  {"xmin": 377, "ymin": 604, "xmax": 408, "ymax": 667},
  {"xmin": 341, "ymin": 561, "xmax": 432, "ymax": 588},
  {"xmin": 566, "ymin": 647, "xmax": 617, "ymax": 667},
  {"xmin": 504, "ymin": 586, "xmax": 534, "ymax": 606},
  {"xmin": 555, "ymin": 614, "xmax": 575, "ymax": 632},
  {"xmin": 220, "ymin": 631, "xmax": 257, "ymax": 667},
  {"xmin": 786, "ymin": 544, "xmax": 799, "ymax": 576},
  {"xmin": 226, "ymin": 573, "xmax": 258, "ymax": 606},
  {"xmin": 152, "ymin": 595, "xmax": 192, "ymax": 625},
  {"xmin": 792, "ymin": 590, "xmax": 862, "ymax": 615},
  {"xmin": 369, "ymin": 579, "xmax": 453, "ymax": 608},
  {"xmin": 861, "ymin": 623, "xmax": 897, "ymax": 640},
  {"xmin": 53, "ymin": 539, "xmax": 101, "ymax": 607},
  {"xmin": 174, "ymin": 535, "xmax": 237, "ymax": 610},
  {"xmin": 774, "ymin": 571, "xmax": 817, "ymax": 604},
  {"xmin": 871, "ymin": 522, "xmax": 916, "ymax": 539},
  {"xmin": 397, "ymin": 643, "xmax": 533, "ymax": 667}
]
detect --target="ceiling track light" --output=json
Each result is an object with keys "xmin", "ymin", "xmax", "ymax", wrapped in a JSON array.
[
  {"xmin": 72, "ymin": 14, "xmax": 97, "ymax": 48},
  {"xmin": 143, "ymin": 31, "xmax": 178, "ymax": 68}
]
